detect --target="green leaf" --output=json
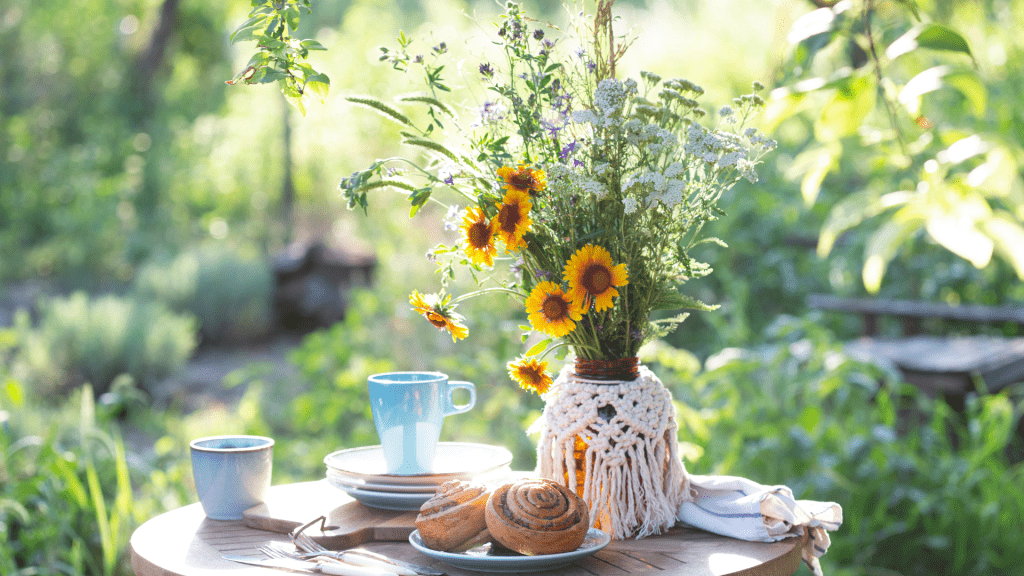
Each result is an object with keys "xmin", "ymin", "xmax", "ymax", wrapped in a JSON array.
[
  {"xmin": 898, "ymin": 66, "xmax": 986, "ymax": 116},
  {"xmin": 264, "ymin": 16, "xmax": 281, "ymax": 37},
  {"xmin": 306, "ymin": 73, "xmax": 330, "ymax": 103},
  {"xmin": 526, "ymin": 338, "xmax": 552, "ymax": 357},
  {"xmin": 942, "ymin": 70, "xmax": 987, "ymax": 116},
  {"xmin": 798, "ymin": 405, "xmax": 821, "ymax": 433},
  {"xmin": 283, "ymin": 85, "xmax": 308, "ymax": 116},
  {"xmin": 862, "ymin": 206, "xmax": 925, "ymax": 293},
  {"xmin": 3, "ymin": 377, "xmax": 23, "ymax": 406},
  {"xmin": 301, "ymin": 39, "xmax": 327, "ymax": 51},
  {"xmin": 818, "ymin": 189, "xmax": 912, "ymax": 257},
  {"xmin": 815, "ymin": 74, "xmax": 875, "ymax": 141},
  {"xmin": 409, "ymin": 187, "xmax": 433, "ymax": 216},
  {"xmin": 885, "ymin": 23, "xmax": 974, "ymax": 62},
  {"xmin": 787, "ymin": 145, "xmax": 840, "ymax": 206},
  {"xmin": 984, "ymin": 213, "xmax": 1024, "ymax": 280},
  {"xmin": 924, "ymin": 189, "xmax": 993, "ymax": 269},
  {"xmin": 50, "ymin": 456, "xmax": 88, "ymax": 507},
  {"xmin": 255, "ymin": 68, "xmax": 287, "ymax": 84},
  {"xmin": 284, "ymin": 4, "xmax": 301, "ymax": 30},
  {"xmin": 786, "ymin": 5, "xmax": 843, "ymax": 45},
  {"xmin": 230, "ymin": 14, "xmax": 268, "ymax": 44},
  {"xmin": 650, "ymin": 291, "xmax": 719, "ymax": 312}
]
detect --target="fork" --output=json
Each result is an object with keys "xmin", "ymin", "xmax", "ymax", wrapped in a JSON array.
[
  {"xmin": 257, "ymin": 544, "xmax": 398, "ymax": 576},
  {"xmin": 279, "ymin": 536, "xmax": 441, "ymax": 576}
]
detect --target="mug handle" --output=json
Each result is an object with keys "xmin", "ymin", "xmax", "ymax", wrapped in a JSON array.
[{"xmin": 444, "ymin": 381, "xmax": 476, "ymax": 416}]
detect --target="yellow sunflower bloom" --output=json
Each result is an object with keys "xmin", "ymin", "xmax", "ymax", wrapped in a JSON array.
[
  {"xmin": 507, "ymin": 356, "xmax": 552, "ymax": 395},
  {"xmin": 563, "ymin": 244, "xmax": 629, "ymax": 312},
  {"xmin": 525, "ymin": 281, "xmax": 582, "ymax": 337},
  {"xmin": 460, "ymin": 207, "xmax": 498, "ymax": 266},
  {"xmin": 497, "ymin": 164, "xmax": 547, "ymax": 196},
  {"xmin": 409, "ymin": 290, "xmax": 469, "ymax": 342},
  {"xmin": 494, "ymin": 188, "xmax": 533, "ymax": 253}
]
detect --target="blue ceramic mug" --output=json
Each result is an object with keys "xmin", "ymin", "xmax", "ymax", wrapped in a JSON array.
[
  {"xmin": 368, "ymin": 372, "xmax": 476, "ymax": 475},
  {"xmin": 189, "ymin": 435, "xmax": 274, "ymax": 520}
]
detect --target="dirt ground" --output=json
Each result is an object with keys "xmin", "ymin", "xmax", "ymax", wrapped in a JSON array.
[{"xmin": 147, "ymin": 333, "xmax": 304, "ymax": 413}]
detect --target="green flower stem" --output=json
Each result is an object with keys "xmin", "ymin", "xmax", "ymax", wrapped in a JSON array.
[{"xmin": 452, "ymin": 286, "xmax": 524, "ymax": 303}]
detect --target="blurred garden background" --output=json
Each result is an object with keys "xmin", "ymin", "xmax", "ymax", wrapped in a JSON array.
[{"xmin": 2, "ymin": 0, "xmax": 1023, "ymax": 574}]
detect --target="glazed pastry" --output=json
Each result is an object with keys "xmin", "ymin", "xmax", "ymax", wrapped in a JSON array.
[
  {"xmin": 484, "ymin": 478, "xmax": 590, "ymax": 556},
  {"xmin": 415, "ymin": 480, "xmax": 491, "ymax": 552}
]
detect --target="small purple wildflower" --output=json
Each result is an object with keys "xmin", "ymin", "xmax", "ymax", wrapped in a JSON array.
[
  {"xmin": 559, "ymin": 140, "xmax": 578, "ymax": 161},
  {"xmin": 479, "ymin": 62, "xmax": 494, "ymax": 78},
  {"xmin": 533, "ymin": 29, "xmax": 544, "ymax": 40},
  {"xmin": 509, "ymin": 258, "xmax": 525, "ymax": 280}
]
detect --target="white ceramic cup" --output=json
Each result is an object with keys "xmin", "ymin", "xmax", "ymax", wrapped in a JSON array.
[{"xmin": 189, "ymin": 435, "xmax": 274, "ymax": 520}]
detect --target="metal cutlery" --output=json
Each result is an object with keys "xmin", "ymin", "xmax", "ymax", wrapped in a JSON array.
[
  {"xmin": 259, "ymin": 543, "xmax": 418, "ymax": 576},
  {"xmin": 286, "ymin": 516, "xmax": 445, "ymax": 576},
  {"xmin": 222, "ymin": 554, "xmax": 397, "ymax": 576}
]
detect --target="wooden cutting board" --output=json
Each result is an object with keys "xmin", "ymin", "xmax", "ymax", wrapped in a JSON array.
[{"xmin": 243, "ymin": 480, "xmax": 421, "ymax": 548}]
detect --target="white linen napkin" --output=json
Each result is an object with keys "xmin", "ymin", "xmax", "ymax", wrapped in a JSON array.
[{"xmin": 677, "ymin": 474, "xmax": 842, "ymax": 576}]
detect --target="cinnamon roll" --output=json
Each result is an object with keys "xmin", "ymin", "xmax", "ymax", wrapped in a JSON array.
[
  {"xmin": 415, "ymin": 480, "xmax": 492, "ymax": 552},
  {"xmin": 484, "ymin": 478, "xmax": 590, "ymax": 555}
]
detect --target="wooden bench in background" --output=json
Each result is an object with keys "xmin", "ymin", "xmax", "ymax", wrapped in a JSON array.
[{"xmin": 807, "ymin": 294, "xmax": 1024, "ymax": 397}]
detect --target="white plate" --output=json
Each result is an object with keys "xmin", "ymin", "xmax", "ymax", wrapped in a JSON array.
[
  {"xmin": 408, "ymin": 528, "xmax": 611, "ymax": 573},
  {"xmin": 323, "ymin": 443, "xmax": 513, "ymax": 485},
  {"xmin": 326, "ymin": 478, "xmax": 435, "ymax": 511},
  {"xmin": 326, "ymin": 466, "xmax": 512, "ymax": 494}
]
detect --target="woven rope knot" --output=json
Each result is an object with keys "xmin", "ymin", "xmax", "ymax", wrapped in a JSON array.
[{"xmin": 531, "ymin": 363, "xmax": 692, "ymax": 539}]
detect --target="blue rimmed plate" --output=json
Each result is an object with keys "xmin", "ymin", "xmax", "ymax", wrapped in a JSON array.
[{"xmin": 408, "ymin": 528, "xmax": 611, "ymax": 573}]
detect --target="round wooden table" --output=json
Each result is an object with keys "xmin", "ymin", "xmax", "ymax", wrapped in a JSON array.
[{"xmin": 130, "ymin": 480, "xmax": 805, "ymax": 576}]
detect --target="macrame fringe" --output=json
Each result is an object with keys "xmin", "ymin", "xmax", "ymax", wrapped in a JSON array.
[{"xmin": 529, "ymin": 364, "xmax": 692, "ymax": 539}]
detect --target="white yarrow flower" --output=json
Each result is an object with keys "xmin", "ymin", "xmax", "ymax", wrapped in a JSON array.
[
  {"xmin": 582, "ymin": 179, "xmax": 607, "ymax": 199},
  {"xmin": 623, "ymin": 197, "xmax": 639, "ymax": 214}
]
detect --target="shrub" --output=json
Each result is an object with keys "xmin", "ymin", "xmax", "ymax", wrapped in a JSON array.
[
  {"xmin": 133, "ymin": 244, "xmax": 273, "ymax": 344},
  {"xmin": 0, "ymin": 383, "xmax": 138, "ymax": 576},
  {"xmin": 12, "ymin": 292, "xmax": 196, "ymax": 396},
  {"xmin": 654, "ymin": 315, "xmax": 1024, "ymax": 576}
]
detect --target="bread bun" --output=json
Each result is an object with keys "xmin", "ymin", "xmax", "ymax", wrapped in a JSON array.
[
  {"xmin": 484, "ymin": 478, "xmax": 589, "ymax": 556},
  {"xmin": 415, "ymin": 480, "xmax": 491, "ymax": 552}
]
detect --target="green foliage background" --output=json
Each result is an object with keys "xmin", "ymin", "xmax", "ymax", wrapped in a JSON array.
[{"xmin": 1, "ymin": 0, "xmax": 1023, "ymax": 575}]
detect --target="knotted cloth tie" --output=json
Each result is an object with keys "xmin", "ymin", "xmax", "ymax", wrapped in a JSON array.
[{"xmin": 678, "ymin": 474, "xmax": 843, "ymax": 576}]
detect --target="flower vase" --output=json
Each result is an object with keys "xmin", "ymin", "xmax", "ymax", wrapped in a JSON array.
[{"xmin": 530, "ymin": 357, "xmax": 691, "ymax": 540}]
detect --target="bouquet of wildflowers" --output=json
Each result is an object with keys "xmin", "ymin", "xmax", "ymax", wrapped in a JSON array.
[{"xmin": 341, "ymin": 1, "xmax": 775, "ymax": 394}]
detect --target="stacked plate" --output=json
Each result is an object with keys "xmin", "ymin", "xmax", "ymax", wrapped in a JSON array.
[{"xmin": 324, "ymin": 442, "xmax": 513, "ymax": 511}]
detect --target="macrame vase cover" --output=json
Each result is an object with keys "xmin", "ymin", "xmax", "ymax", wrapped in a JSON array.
[{"xmin": 530, "ymin": 358, "xmax": 692, "ymax": 539}]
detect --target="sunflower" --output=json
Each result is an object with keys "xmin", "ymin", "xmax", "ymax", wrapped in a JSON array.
[
  {"xmin": 460, "ymin": 207, "xmax": 498, "ymax": 266},
  {"xmin": 409, "ymin": 290, "xmax": 469, "ymax": 342},
  {"xmin": 497, "ymin": 164, "xmax": 547, "ymax": 196},
  {"xmin": 507, "ymin": 356, "xmax": 553, "ymax": 395},
  {"xmin": 525, "ymin": 281, "xmax": 582, "ymax": 337},
  {"xmin": 563, "ymin": 244, "xmax": 629, "ymax": 312},
  {"xmin": 494, "ymin": 188, "xmax": 533, "ymax": 253}
]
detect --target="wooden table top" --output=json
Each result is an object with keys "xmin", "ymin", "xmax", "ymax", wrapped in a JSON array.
[{"xmin": 129, "ymin": 481, "xmax": 805, "ymax": 576}]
